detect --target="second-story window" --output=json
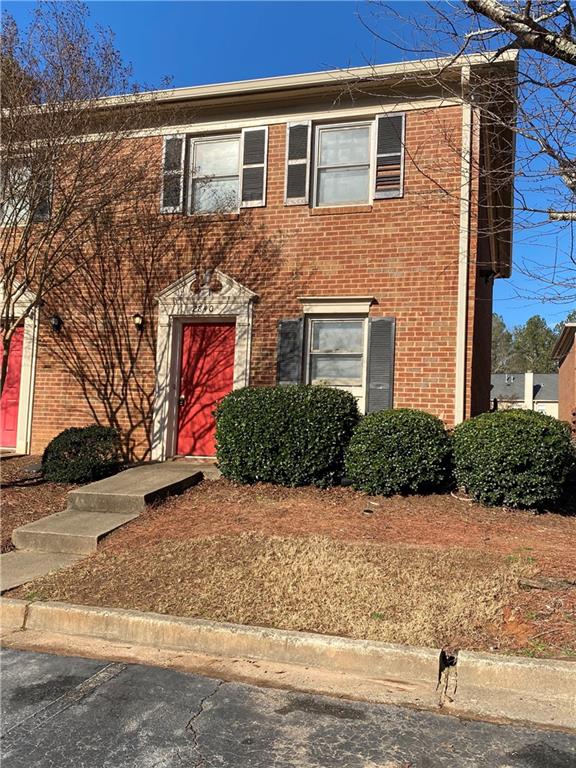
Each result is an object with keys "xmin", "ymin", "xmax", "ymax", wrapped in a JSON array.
[
  {"xmin": 190, "ymin": 136, "xmax": 241, "ymax": 214},
  {"xmin": 1, "ymin": 161, "xmax": 51, "ymax": 226},
  {"xmin": 315, "ymin": 124, "xmax": 371, "ymax": 207},
  {"xmin": 285, "ymin": 114, "xmax": 404, "ymax": 207}
]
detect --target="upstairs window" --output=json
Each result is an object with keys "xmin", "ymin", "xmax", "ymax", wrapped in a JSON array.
[
  {"xmin": 190, "ymin": 136, "xmax": 240, "ymax": 214},
  {"xmin": 315, "ymin": 124, "xmax": 371, "ymax": 207},
  {"xmin": 0, "ymin": 165, "xmax": 31, "ymax": 225},
  {"xmin": 285, "ymin": 113, "xmax": 404, "ymax": 207},
  {"xmin": 1, "ymin": 161, "xmax": 51, "ymax": 225},
  {"xmin": 161, "ymin": 127, "xmax": 268, "ymax": 215}
]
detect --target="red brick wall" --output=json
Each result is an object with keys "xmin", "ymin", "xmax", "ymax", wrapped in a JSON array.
[
  {"xmin": 29, "ymin": 104, "xmax": 494, "ymax": 457},
  {"xmin": 558, "ymin": 343, "xmax": 576, "ymax": 427}
]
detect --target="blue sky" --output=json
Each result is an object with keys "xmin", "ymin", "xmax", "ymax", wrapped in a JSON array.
[{"xmin": 4, "ymin": 0, "xmax": 574, "ymax": 329}]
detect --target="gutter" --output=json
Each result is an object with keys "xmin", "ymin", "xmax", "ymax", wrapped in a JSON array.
[
  {"xmin": 454, "ymin": 66, "xmax": 473, "ymax": 424},
  {"xmin": 91, "ymin": 51, "xmax": 519, "ymax": 109}
]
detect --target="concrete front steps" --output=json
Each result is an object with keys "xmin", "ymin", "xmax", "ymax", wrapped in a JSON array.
[
  {"xmin": 1, "ymin": 462, "xmax": 206, "ymax": 592},
  {"xmin": 12, "ymin": 510, "xmax": 139, "ymax": 555}
]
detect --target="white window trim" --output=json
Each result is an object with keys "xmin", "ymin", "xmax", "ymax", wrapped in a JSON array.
[
  {"xmin": 151, "ymin": 269, "xmax": 256, "ymax": 461},
  {"xmin": 313, "ymin": 121, "xmax": 375, "ymax": 208},
  {"xmin": 299, "ymin": 296, "xmax": 374, "ymax": 315},
  {"xmin": 307, "ymin": 317, "xmax": 365, "ymax": 388},
  {"xmin": 299, "ymin": 296, "xmax": 374, "ymax": 413},
  {"xmin": 303, "ymin": 315, "xmax": 369, "ymax": 413},
  {"xmin": 187, "ymin": 133, "xmax": 241, "ymax": 215}
]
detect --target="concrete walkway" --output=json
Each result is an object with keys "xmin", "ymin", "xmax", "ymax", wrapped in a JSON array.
[{"xmin": 1, "ymin": 462, "xmax": 208, "ymax": 593}]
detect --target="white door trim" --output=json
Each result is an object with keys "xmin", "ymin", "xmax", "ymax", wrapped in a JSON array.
[
  {"xmin": 0, "ymin": 286, "xmax": 39, "ymax": 454},
  {"xmin": 151, "ymin": 269, "xmax": 256, "ymax": 461}
]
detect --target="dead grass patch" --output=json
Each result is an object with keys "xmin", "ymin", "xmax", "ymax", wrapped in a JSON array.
[
  {"xmin": 20, "ymin": 534, "xmax": 534, "ymax": 649},
  {"xmin": 0, "ymin": 455, "xmax": 72, "ymax": 552}
]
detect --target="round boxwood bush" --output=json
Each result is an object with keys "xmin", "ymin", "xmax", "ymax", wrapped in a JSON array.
[
  {"xmin": 453, "ymin": 409, "xmax": 574, "ymax": 509},
  {"xmin": 215, "ymin": 385, "xmax": 360, "ymax": 486},
  {"xmin": 42, "ymin": 425, "xmax": 122, "ymax": 484},
  {"xmin": 345, "ymin": 409, "xmax": 452, "ymax": 496}
]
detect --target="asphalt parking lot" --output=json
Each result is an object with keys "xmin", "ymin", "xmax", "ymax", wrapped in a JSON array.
[{"xmin": 1, "ymin": 648, "xmax": 575, "ymax": 767}]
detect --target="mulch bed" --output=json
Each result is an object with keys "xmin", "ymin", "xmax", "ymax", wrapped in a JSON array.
[
  {"xmin": 11, "ymin": 478, "xmax": 576, "ymax": 658},
  {"xmin": 0, "ymin": 455, "xmax": 73, "ymax": 553}
]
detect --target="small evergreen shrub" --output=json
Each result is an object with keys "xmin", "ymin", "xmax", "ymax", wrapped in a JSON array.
[
  {"xmin": 42, "ymin": 425, "xmax": 122, "ymax": 484},
  {"xmin": 345, "ymin": 409, "xmax": 452, "ymax": 496},
  {"xmin": 215, "ymin": 385, "xmax": 360, "ymax": 486},
  {"xmin": 453, "ymin": 410, "xmax": 574, "ymax": 509}
]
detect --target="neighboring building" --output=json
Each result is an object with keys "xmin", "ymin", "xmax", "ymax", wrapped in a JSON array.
[
  {"xmin": 490, "ymin": 372, "xmax": 559, "ymax": 418},
  {"xmin": 552, "ymin": 323, "xmax": 576, "ymax": 430},
  {"xmin": 0, "ymin": 53, "xmax": 517, "ymax": 459}
]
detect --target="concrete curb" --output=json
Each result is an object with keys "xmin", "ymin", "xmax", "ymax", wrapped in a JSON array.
[
  {"xmin": 448, "ymin": 649, "xmax": 576, "ymax": 727},
  {"xmin": 0, "ymin": 598, "xmax": 28, "ymax": 630},
  {"xmin": 1, "ymin": 598, "xmax": 574, "ymax": 729}
]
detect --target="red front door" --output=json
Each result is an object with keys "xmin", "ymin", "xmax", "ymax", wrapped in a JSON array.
[
  {"xmin": 176, "ymin": 321, "xmax": 235, "ymax": 457},
  {"xmin": 0, "ymin": 326, "xmax": 24, "ymax": 448}
]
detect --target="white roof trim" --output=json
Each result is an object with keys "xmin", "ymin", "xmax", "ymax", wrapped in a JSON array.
[
  {"xmin": 96, "ymin": 51, "xmax": 518, "ymax": 108},
  {"xmin": 299, "ymin": 296, "xmax": 375, "ymax": 315},
  {"xmin": 552, "ymin": 323, "xmax": 576, "ymax": 360}
]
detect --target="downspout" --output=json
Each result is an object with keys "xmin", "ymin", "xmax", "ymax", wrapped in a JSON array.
[{"xmin": 455, "ymin": 65, "xmax": 473, "ymax": 424}]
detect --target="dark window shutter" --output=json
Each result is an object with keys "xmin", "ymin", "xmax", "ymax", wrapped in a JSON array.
[
  {"xmin": 366, "ymin": 318, "xmax": 395, "ymax": 412},
  {"xmin": 285, "ymin": 122, "xmax": 311, "ymax": 205},
  {"xmin": 161, "ymin": 135, "xmax": 185, "ymax": 213},
  {"xmin": 276, "ymin": 318, "xmax": 304, "ymax": 385},
  {"xmin": 240, "ymin": 127, "xmax": 268, "ymax": 207},
  {"xmin": 374, "ymin": 114, "xmax": 404, "ymax": 199},
  {"xmin": 31, "ymin": 171, "xmax": 51, "ymax": 222}
]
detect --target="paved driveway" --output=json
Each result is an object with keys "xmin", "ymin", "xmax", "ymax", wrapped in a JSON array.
[{"xmin": 1, "ymin": 648, "xmax": 575, "ymax": 767}]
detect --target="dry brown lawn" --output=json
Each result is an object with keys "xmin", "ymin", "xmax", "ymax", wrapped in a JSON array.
[
  {"xmin": 17, "ymin": 533, "xmax": 534, "ymax": 650},
  {"xmin": 0, "ymin": 455, "xmax": 72, "ymax": 552},
  {"xmin": 8, "ymin": 477, "xmax": 576, "ymax": 656}
]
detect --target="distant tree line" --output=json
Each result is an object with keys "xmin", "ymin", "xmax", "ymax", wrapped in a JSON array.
[{"xmin": 492, "ymin": 311, "xmax": 576, "ymax": 374}]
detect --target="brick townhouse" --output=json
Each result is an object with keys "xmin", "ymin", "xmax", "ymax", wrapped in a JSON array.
[{"xmin": 0, "ymin": 53, "xmax": 516, "ymax": 459}]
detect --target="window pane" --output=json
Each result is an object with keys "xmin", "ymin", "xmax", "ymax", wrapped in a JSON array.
[
  {"xmin": 312, "ymin": 320, "xmax": 364, "ymax": 353},
  {"xmin": 194, "ymin": 139, "xmax": 239, "ymax": 176},
  {"xmin": 317, "ymin": 166, "xmax": 369, "ymax": 205},
  {"xmin": 193, "ymin": 178, "xmax": 238, "ymax": 213},
  {"xmin": 319, "ymin": 127, "xmax": 370, "ymax": 167},
  {"xmin": 1, "ymin": 166, "xmax": 31, "ymax": 224},
  {"xmin": 310, "ymin": 355, "xmax": 362, "ymax": 383}
]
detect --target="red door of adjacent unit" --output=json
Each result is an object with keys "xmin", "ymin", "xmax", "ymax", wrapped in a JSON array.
[
  {"xmin": 176, "ymin": 322, "xmax": 235, "ymax": 457},
  {"xmin": 0, "ymin": 326, "xmax": 24, "ymax": 448}
]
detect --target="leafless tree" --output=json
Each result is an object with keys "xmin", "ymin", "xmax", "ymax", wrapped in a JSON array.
[
  {"xmin": 1, "ymin": 2, "xmax": 282, "ymax": 454},
  {"xmin": 358, "ymin": 1, "xmax": 576, "ymax": 303},
  {"xmin": 0, "ymin": 1, "xmax": 166, "ymax": 394},
  {"xmin": 43, "ymin": 204, "xmax": 281, "ymax": 460}
]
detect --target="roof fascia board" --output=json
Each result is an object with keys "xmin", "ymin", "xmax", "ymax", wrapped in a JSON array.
[
  {"xmin": 552, "ymin": 323, "xmax": 576, "ymax": 359},
  {"xmin": 95, "ymin": 51, "xmax": 519, "ymax": 109}
]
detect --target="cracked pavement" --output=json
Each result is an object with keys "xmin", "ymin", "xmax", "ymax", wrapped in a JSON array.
[{"xmin": 1, "ymin": 649, "xmax": 575, "ymax": 767}]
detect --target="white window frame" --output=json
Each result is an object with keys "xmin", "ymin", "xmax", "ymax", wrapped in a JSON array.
[
  {"xmin": 304, "ymin": 315, "xmax": 370, "ymax": 413},
  {"xmin": 1, "ymin": 162, "xmax": 32, "ymax": 226},
  {"xmin": 313, "ymin": 121, "xmax": 375, "ymax": 208},
  {"xmin": 187, "ymin": 133, "xmax": 241, "ymax": 215}
]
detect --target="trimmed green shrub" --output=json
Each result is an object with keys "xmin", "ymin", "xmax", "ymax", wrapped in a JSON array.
[
  {"xmin": 345, "ymin": 409, "xmax": 452, "ymax": 496},
  {"xmin": 42, "ymin": 425, "xmax": 122, "ymax": 484},
  {"xmin": 215, "ymin": 385, "xmax": 360, "ymax": 486},
  {"xmin": 453, "ymin": 409, "xmax": 574, "ymax": 509}
]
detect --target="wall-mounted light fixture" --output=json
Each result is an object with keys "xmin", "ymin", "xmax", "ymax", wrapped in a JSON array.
[
  {"xmin": 132, "ymin": 312, "xmax": 144, "ymax": 331},
  {"xmin": 50, "ymin": 314, "xmax": 63, "ymax": 333}
]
